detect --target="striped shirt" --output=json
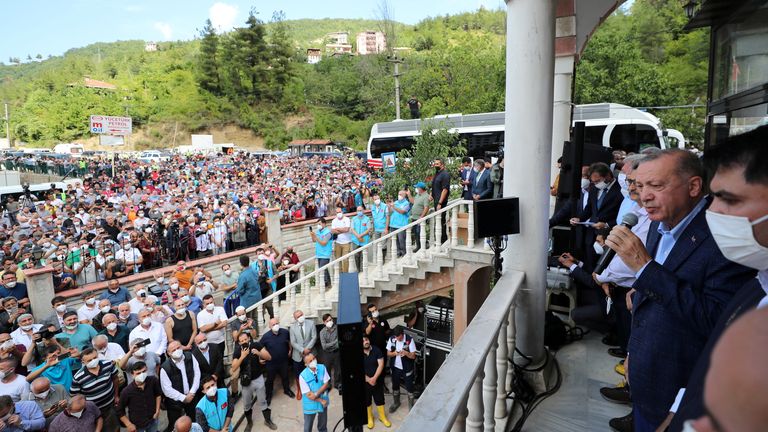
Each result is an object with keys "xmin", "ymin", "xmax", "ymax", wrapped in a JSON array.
[{"xmin": 71, "ymin": 360, "xmax": 118, "ymax": 410}]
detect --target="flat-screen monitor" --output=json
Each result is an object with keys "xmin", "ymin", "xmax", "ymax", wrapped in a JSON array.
[{"xmin": 473, "ymin": 197, "xmax": 520, "ymax": 239}]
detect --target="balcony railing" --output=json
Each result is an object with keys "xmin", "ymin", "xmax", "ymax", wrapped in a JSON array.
[{"xmin": 399, "ymin": 270, "xmax": 524, "ymax": 432}]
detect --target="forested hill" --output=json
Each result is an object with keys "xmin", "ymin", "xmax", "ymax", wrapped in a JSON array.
[{"xmin": 0, "ymin": 1, "xmax": 707, "ymax": 149}]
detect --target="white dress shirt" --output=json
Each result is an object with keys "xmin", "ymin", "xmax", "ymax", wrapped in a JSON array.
[
  {"xmin": 196, "ymin": 307, "xmax": 228, "ymax": 344},
  {"xmin": 97, "ymin": 342, "xmax": 126, "ymax": 362},
  {"xmin": 595, "ymin": 207, "xmax": 651, "ymax": 287},
  {"xmin": 128, "ymin": 298, "xmax": 146, "ymax": 314},
  {"xmin": 160, "ymin": 356, "xmax": 200, "ymax": 402},
  {"xmin": 128, "ymin": 321, "xmax": 168, "ymax": 356},
  {"xmin": 11, "ymin": 324, "xmax": 43, "ymax": 349},
  {"xmin": 77, "ymin": 304, "xmax": 101, "ymax": 323}
]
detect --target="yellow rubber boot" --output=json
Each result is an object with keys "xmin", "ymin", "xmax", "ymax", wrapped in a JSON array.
[
  {"xmin": 377, "ymin": 405, "xmax": 392, "ymax": 427},
  {"xmin": 367, "ymin": 406, "xmax": 375, "ymax": 429}
]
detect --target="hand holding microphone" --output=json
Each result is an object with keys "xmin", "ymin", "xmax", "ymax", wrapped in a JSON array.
[{"xmin": 594, "ymin": 213, "xmax": 640, "ymax": 274}]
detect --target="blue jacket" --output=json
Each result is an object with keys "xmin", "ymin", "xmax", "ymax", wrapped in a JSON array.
[
  {"xmin": 300, "ymin": 364, "xmax": 329, "ymax": 415},
  {"xmin": 627, "ymin": 206, "xmax": 756, "ymax": 425},
  {"xmin": 471, "ymin": 169, "xmax": 493, "ymax": 200},
  {"xmin": 236, "ymin": 267, "xmax": 262, "ymax": 308},
  {"xmin": 195, "ymin": 388, "xmax": 232, "ymax": 432},
  {"xmin": 461, "ymin": 167, "xmax": 473, "ymax": 200}
]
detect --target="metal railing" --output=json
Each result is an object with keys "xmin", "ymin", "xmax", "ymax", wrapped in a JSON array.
[
  {"xmin": 226, "ymin": 199, "xmax": 485, "ymax": 330},
  {"xmin": 399, "ymin": 270, "xmax": 525, "ymax": 432}
]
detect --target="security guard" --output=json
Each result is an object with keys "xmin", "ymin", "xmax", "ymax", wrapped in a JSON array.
[{"xmin": 386, "ymin": 327, "xmax": 417, "ymax": 413}]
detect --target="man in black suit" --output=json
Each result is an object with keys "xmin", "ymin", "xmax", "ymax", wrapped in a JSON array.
[
  {"xmin": 571, "ymin": 162, "xmax": 623, "ymax": 270},
  {"xmin": 661, "ymin": 126, "xmax": 768, "ymax": 431},
  {"xmin": 191, "ymin": 333, "xmax": 225, "ymax": 388}
]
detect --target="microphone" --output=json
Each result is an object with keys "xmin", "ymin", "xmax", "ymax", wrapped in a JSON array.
[{"xmin": 593, "ymin": 212, "xmax": 639, "ymax": 275}]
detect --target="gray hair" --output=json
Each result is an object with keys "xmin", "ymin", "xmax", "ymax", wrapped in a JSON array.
[
  {"xmin": 624, "ymin": 154, "xmax": 646, "ymax": 170},
  {"xmin": 639, "ymin": 148, "xmax": 704, "ymax": 180},
  {"xmin": 67, "ymin": 394, "xmax": 85, "ymax": 409},
  {"xmin": 16, "ymin": 313, "xmax": 33, "ymax": 324},
  {"xmin": 91, "ymin": 334, "xmax": 108, "ymax": 345}
]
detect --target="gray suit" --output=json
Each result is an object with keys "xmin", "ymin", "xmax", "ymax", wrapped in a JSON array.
[{"xmin": 289, "ymin": 319, "xmax": 317, "ymax": 363}]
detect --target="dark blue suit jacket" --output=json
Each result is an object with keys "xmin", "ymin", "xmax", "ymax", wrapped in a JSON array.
[
  {"xmin": 628, "ymin": 204, "xmax": 757, "ymax": 425},
  {"xmin": 461, "ymin": 168, "xmax": 473, "ymax": 200},
  {"xmin": 668, "ymin": 278, "xmax": 764, "ymax": 431},
  {"xmin": 578, "ymin": 181, "xmax": 623, "ymax": 269},
  {"xmin": 472, "ymin": 170, "xmax": 493, "ymax": 199}
]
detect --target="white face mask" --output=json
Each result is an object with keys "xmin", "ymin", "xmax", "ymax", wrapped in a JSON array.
[
  {"xmin": 198, "ymin": 341, "xmax": 209, "ymax": 350},
  {"xmin": 181, "ymin": 295, "xmax": 190, "ymax": 303},
  {"xmin": 1, "ymin": 340, "xmax": 14, "ymax": 350},
  {"xmin": 618, "ymin": 173, "xmax": 628, "ymax": 191},
  {"xmin": 65, "ymin": 324, "xmax": 77, "ymax": 330},
  {"xmin": 371, "ymin": 311, "xmax": 379, "ymax": 318},
  {"xmin": 224, "ymin": 270, "xmax": 231, "ymax": 276},
  {"xmin": 374, "ymin": 199, "xmax": 381, "ymax": 205},
  {"xmin": 308, "ymin": 359, "xmax": 317, "ymax": 370},
  {"xmin": 258, "ymin": 254, "xmax": 266, "ymax": 261},
  {"xmin": 56, "ymin": 304, "xmax": 67, "ymax": 313},
  {"xmin": 20, "ymin": 324, "xmax": 33, "ymax": 331},
  {"xmin": 141, "ymin": 317, "xmax": 152, "ymax": 326},
  {"xmin": 297, "ymin": 315, "xmax": 305, "ymax": 324},
  {"xmin": 85, "ymin": 298, "xmax": 96, "ymax": 306},
  {"xmin": 170, "ymin": 283, "xmax": 179, "ymax": 290},
  {"xmin": 594, "ymin": 180, "xmax": 608, "ymax": 190},
  {"xmin": 593, "ymin": 241, "xmax": 605, "ymax": 255},
  {"xmin": 205, "ymin": 386, "xmax": 218, "ymax": 398},
  {"xmin": 156, "ymin": 277, "xmax": 164, "ymax": 284},
  {"xmin": 271, "ymin": 324, "xmax": 280, "ymax": 333},
  {"xmin": 134, "ymin": 347, "xmax": 146, "ymax": 357},
  {"xmin": 175, "ymin": 307, "xmax": 187, "ymax": 316},
  {"xmin": 106, "ymin": 323, "xmax": 118, "ymax": 331},
  {"xmin": 706, "ymin": 210, "xmax": 768, "ymax": 271},
  {"xmin": 5, "ymin": 282, "xmax": 16, "ymax": 288},
  {"xmin": 238, "ymin": 315, "xmax": 247, "ymax": 322},
  {"xmin": 134, "ymin": 372, "xmax": 147, "ymax": 383},
  {"xmin": 325, "ymin": 320, "xmax": 333, "ymax": 328},
  {"xmin": 205, "ymin": 303, "xmax": 215, "ymax": 312},
  {"xmin": 69, "ymin": 410, "xmax": 83, "ymax": 418},
  {"xmin": 681, "ymin": 420, "xmax": 698, "ymax": 432},
  {"xmin": 336, "ymin": 213, "xmax": 343, "ymax": 219},
  {"xmin": 33, "ymin": 389, "xmax": 50, "ymax": 399},
  {"xmin": 100, "ymin": 306, "xmax": 110, "ymax": 313},
  {"xmin": 86, "ymin": 358, "xmax": 99, "ymax": 369},
  {"xmin": 171, "ymin": 349, "xmax": 183, "ymax": 360}
]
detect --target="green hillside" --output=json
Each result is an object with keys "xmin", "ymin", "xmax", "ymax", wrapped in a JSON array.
[{"xmin": 0, "ymin": 2, "xmax": 707, "ymax": 149}]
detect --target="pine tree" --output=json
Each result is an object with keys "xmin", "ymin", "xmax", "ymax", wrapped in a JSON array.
[
  {"xmin": 197, "ymin": 19, "xmax": 222, "ymax": 95},
  {"xmin": 235, "ymin": 11, "xmax": 269, "ymax": 103},
  {"xmin": 268, "ymin": 11, "xmax": 294, "ymax": 103}
]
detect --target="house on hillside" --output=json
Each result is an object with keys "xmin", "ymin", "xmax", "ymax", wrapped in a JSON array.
[
  {"xmin": 68, "ymin": 77, "xmax": 117, "ymax": 90},
  {"xmin": 307, "ymin": 49, "xmax": 322, "ymax": 64},
  {"xmin": 287, "ymin": 139, "xmax": 338, "ymax": 156},
  {"xmin": 145, "ymin": 42, "xmax": 158, "ymax": 52},
  {"xmin": 356, "ymin": 31, "xmax": 387, "ymax": 55},
  {"xmin": 326, "ymin": 32, "xmax": 349, "ymax": 45}
]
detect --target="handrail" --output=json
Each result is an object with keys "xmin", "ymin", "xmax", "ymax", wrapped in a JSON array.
[
  {"xmin": 399, "ymin": 270, "xmax": 525, "ymax": 431},
  {"xmin": 223, "ymin": 254, "xmax": 315, "ymax": 304},
  {"xmin": 228, "ymin": 198, "xmax": 473, "ymax": 322}
]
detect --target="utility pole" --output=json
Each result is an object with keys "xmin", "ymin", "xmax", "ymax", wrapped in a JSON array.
[
  {"xmin": 387, "ymin": 56, "xmax": 404, "ymax": 120},
  {"xmin": 4, "ymin": 102, "xmax": 10, "ymax": 148}
]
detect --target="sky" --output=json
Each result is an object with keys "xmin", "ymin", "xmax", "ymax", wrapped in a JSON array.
[{"xmin": 0, "ymin": 0, "xmax": 505, "ymax": 61}]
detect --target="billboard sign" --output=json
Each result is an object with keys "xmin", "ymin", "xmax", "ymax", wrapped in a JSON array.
[{"xmin": 89, "ymin": 115, "xmax": 132, "ymax": 136}]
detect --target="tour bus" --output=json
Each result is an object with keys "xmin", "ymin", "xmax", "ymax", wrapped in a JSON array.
[
  {"xmin": 53, "ymin": 143, "xmax": 85, "ymax": 157},
  {"xmin": 366, "ymin": 104, "xmax": 685, "ymax": 168}
]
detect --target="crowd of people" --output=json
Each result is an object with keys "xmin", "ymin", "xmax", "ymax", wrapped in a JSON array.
[
  {"xmin": 549, "ymin": 126, "xmax": 768, "ymax": 432},
  {"xmin": 0, "ymin": 151, "xmax": 384, "ymax": 290}
]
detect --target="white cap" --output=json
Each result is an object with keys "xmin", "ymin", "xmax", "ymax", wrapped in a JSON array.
[{"xmin": 235, "ymin": 306, "xmax": 246, "ymax": 313}]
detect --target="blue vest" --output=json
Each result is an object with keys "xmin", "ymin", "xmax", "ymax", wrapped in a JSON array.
[
  {"xmin": 250, "ymin": 260, "xmax": 276, "ymax": 291},
  {"xmin": 314, "ymin": 228, "xmax": 333, "ymax": 259},
  {"xmin": 351, "ymin": 215, "xmax": 371, "ymax": 246},
  {"xmin": 371, "ymin": 203, "xmax": 389, "ymax": 232},
  {"xmin": 389, "ymin": 199, "xmax": 411, "ymax": 229},
  {"xmin": 195, "ymin": 388, "xmax": 232, "ymax": 432},
  {"xmin": 300, "ymin": 364, "xmax": 329, "ymax": 415}
]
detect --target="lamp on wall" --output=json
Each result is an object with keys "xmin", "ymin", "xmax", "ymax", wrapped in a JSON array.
[{"xmin": 683, "ymin": 0, "xmax": 699, "ymax": 19}]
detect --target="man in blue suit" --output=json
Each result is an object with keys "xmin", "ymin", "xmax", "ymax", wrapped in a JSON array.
[
  {"xmin": 605, "ymin": 149, "xmax": 756, "ymax": 432},
  {"xmin": 459, "ymin": 157, "xmax": 474, "ymax": 200},
  {"xmin": 470, "ymin": 158, "xmax": 493, "ymax": 201}
]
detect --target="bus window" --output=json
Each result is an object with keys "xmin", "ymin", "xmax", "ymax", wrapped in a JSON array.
[
  {"xmin": 369, "ymin": 137, "xmax": 416, "ymax": 158},
  {"xmin": 462, "ymin": 132, "xmax": 504, "ymax": 158},
  {"xmin": 584, "ymin": 126, "xmax": 606, "ymax": 147},
  {"xmin": 609, "ymin": 124, "xmax": 661, "ymax": 153}
]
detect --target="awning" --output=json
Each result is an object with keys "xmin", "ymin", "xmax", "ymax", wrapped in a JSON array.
[{"xmin": 685, "ymin": 0, "xmax": 767, "ymax": 29}]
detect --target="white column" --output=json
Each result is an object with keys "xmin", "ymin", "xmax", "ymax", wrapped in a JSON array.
[
  {"xmin": 466, "ymin": 372, "xmax": 485, "ymax": 432},
  {"xmin": 435, "ymin": 213, "xmax": 443, "ymax": 253},
  {"xmin": 376, "ymin": 240, "xmax": 384, "ymax": 278},
  {"xmin": 503, "ymin": 0, "xmax": 555, "ymax": 365},
  {"xmin": 419, "ymin": 220, "xmax": 428, "ymax": 258},
  {"xmin": 451, "ymin": 206, "xmax": 459, "ymax": 247},
  {"xmin": 272, "ymin": 296, "xmax": 280, "ymax": 322},
  {"xmin": 506, "ymin": 305, "xmax": 517, "ymax": 390},
  {"xmin": 301, "ymin": 266, "xmax": 310, "ymax": 312},
  {"xmin": 452, "ymin": 394, "xmax": 469, "ymax": 432},
  {"xmin": 495, "ymin": 314, "xmax": 509, "ymax": 421},
  {"xmin": 389, "ymin": 234, "xmax": 397, "ymax": 269},
  {"xmin": 550, "ymin": 55, "xmax": 575, "ymax": 212},
  {"xmin": 348, "ymin": 254, "xmax": 357, "ymax": 273},
  {"xmin": 331, "ymin": 262, "xmax": 340, "ymax": 305},
  {"xmin": 405, "ymin": 224, "xmax": 413, "ymax": 265},
  {"xmin": 256, "ymin": 304, "xmax": 265, "ymax": 332},
  {"xmin": 362, "ymin": 248, "xmax": 369, "ymax": 284},
  {"xmin": 483, "ymin": 337, "xmax": 498, "ymax": 432},
  {"xmin": 467, "ymin": 203, "xmax": 475, "ymax": 249}
]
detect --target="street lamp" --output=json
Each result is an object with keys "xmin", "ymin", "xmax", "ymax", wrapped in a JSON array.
[
  {"xmin": 683, "ymin": 0, "xmax": 698, "ymax": 19},
  {"xmin": 31, "ymin": 245, "xmax": 44, "ymax": 268}
]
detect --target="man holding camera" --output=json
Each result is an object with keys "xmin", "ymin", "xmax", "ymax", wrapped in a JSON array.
[{"xmin": 231, "ymin": 331, "xmax": 277, "ymax": 430}]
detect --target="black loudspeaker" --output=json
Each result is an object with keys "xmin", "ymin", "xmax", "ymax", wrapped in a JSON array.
[{"xmin": 337, "ymin": 273, "xmax": 367, "ymax": 430}]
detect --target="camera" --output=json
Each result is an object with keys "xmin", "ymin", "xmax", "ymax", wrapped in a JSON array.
[
  {"xmin": 37, "ymin": 328, "xmax": 62, "ymax": 340},
  {"xmin": 484, "ymin": 150, "xmax": 504, "ymax": 159},
  {"xmin": 135, "ymin": 338, "xmax": 151, "ymax": 348}
]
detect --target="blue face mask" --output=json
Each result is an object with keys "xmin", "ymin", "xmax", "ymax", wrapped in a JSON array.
[{"xmin": 357, "ymin": 211, "xmax": 363, "ymax": 217}]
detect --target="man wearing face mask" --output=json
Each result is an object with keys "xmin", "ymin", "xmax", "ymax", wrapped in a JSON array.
[
  {"xmin": 431, "ymin": 158, "xmax": 451, "ymax": 243},
  {"xmin": 190, "ymin": 334, "xmax": 224, "ymax": 389},
  {"xmin": 217, "ymin": 264, "xmax": 239, "ymax": 293},
  {"xmin": 76, "ymin": 291, "xmax": 101, "ymax": 325},
  {"xmin": 196, "ymin": 295, "xmax": 227, "ymax": 357},
  {"xmin": 90, "ymin": 299, "xmax": 117, "ymax": 332},
  {"xmin": 120, "ymin": 339, "xmax": 162, "ymax": 384},
  {"xmin": 194, "ymin": 375, "xmax": 233, "ymax": 432},
  {"xmin": 389, "ymin": 189, "xmax": 411, "ymax": 258},
  {"xmin": 161, "ymin": 277, "xmax": 182, "ymax": 305},
  {"xmin": 116, "ymin": 241, "xmax": 143, "ymax": 274},
  {"xmin": 129, "ymin": 309, "xmax": 168, "ymax": 358},
  {"xmin": 659, "ymin": 127, "xmax": 768, "ymax": 432},
  {"xmin": 24, "ymin": 377, "xmax": 67, "ymax": 429},
  {"xmin": 173, "ymin": 261, "xmax": 194, "ymax": 291},
  {"xmin": 0, "ymin": 297, "xmax": 26, "ymax": 334},
  {"xmin": 330, "ymin": 207, "xmax": 352, "ymax": 273},
  {"xmin": 299, "ymin": 353, "xmax": 330, "ymax": 432},
  {"xmin": 570, "ymin": 162, "xmax": 623, "ymax": 270},
  {"xmin": 91, "ymin": 334, "xmax": 125, "ymax": 363},
  {"xmin": 55, "ymin": 312, "xmax": 97, "ymax": 351},
  {"xmin": 0, "ymin": 273, "xmax": 28, "ymax": 311},
  {"xmin": 290, "ymin": 310, "xmax": 317, "ymax": 381},
  {"xmin": 129, "ymin": 285, "xmax": 149, "ymax": 314},
  {"xmin": 309, "ymin": 218, "xmax": 333, "ymax": 290},
  {"xmin": 0, "ymin": 394, "xmax": 45, "ymax": 432},
  {"xmin": 71, "ymin": 347, "xmax": 120, "ymax": 431},
  {"xmin": 364, "ymin": 304, "xmax": 390, "ymax": 356},
  {"xmin": 100, "ymin": 314, "xmax": 130, "ymax": 352},
  {"xmin": 260, "ymin": 318, "xmax": 294, "ymax": 404},
  {"xmin": 40, "ymin": 297, "xmax": 68, "ymax": 331},
  {"xmin": 49, "ymin": 394, "xmax": 101, "ymax": 432},
  {"xmin": 160, "ymin": 340, "xmax": 201, "ymax": 431},
  {"xmin": 319, "ymin": 314, "xmax": 341, "ymax": 393},
  {"xmin": 0, "ymin": 358, "xmax": 29, "ymax": 402},
  {"xmin": 118, "ymin": 362, "xmax": 162, "ymax": 432},
  {"xmin": 164, "ymin": 298, "xmax": 198, "ymax": 351},
  {"xmin": 231, "ymin": 331, "xmax": 276, "ymax": 430},
  {"xmin": 99, "ymin": 279, "xmax": 132, "ymax": 307},
  {"xmin": 117, "ymin": 303, "xmax": 140, "ymax": 329},
  {"xmin": 386, "ymin": 327, "xmax": 418, "ymax": 412},
  {"xmin": 149, "ymin": 271, "xmax": 170, "ymax": 298},
  {"xmin": 11, "ymin": 314, "xmax": 42, "ymax": 349}
]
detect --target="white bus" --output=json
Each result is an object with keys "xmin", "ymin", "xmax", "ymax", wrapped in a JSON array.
[
  {"xmin": 366, "ymin": 104, "xmax": 685, "ymax": 168},
  {"xmin": 53, "ymin": 143, "xmax": 85, "ymax": 157}
]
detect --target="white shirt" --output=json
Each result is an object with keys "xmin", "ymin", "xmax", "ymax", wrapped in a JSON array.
[
  {"xmin": 116, "ymin": 248, "xmax": 143, "ymax": 272},
  {"xmin": 159, "ymin": 356, "xmax": 201, "ymax": 402},
  {"xmin": 77, "ymin": 304, "xmax": 101, "ymax": 323},
  {"xmin": 97, "ymin": 342, "xmax": 126, "ymax": 362},
  {"xmin": 74, "ymin": 260, "xmax": 99, "ymax": 286},
  {"xmin": 331, "ymin": 216, "xmax": 352, "ymax": 244},
  {"xmin": 11, "ymin": 324, "xmax": 43, "ymax": 349},
  {"xmin": 0, "ymin": 374, "xmax": 29, "ymax": 402},
  {"xmin": 196, "ymin": 306, "xmax": 228, "ymax": 344},
  {"xmin": 128, "ymin": 298, "xmax": 146, "ymax": 314},
  {"xmin": 385, "ymin": 337, "xmax": 417, "ymax": 370},
  {"xmin": 128, "ymin": 322, "xmax": 168, "ymax": 356},
  {"xmin": 299, "ymin": 367, "xmax": 331, "ymax": 395},
  {"xmin": 192, "ymin": 281, "xmax": 214, "ymax": 300},
  {"xmin": 595, "ymin": 207, "xmax": 651, "ymax": 287}
]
